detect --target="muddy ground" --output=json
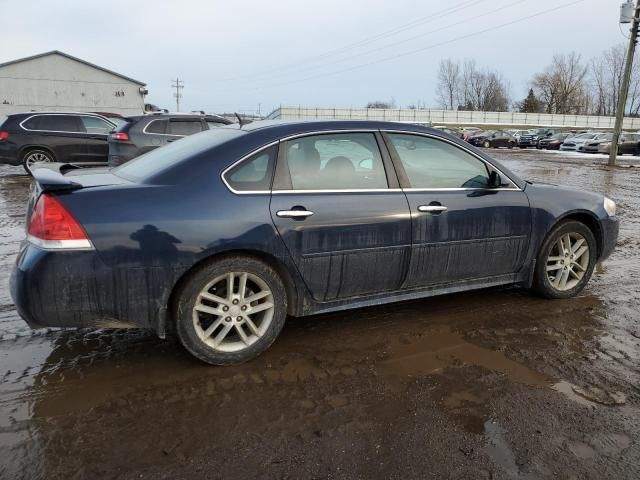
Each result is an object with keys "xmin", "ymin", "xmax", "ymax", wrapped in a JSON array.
[{"xmin": 0, "ymin": 149, "xmax": 639, "ymax": 480}]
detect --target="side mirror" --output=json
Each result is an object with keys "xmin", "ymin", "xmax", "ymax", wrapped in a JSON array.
[{"xmin": 489, "ymin": 171, "xmax": 502, "ymax": 188}]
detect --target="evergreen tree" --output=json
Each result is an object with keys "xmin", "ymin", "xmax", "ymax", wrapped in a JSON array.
[{"xmin": 520, "ymin": 89, "xmax": 540, "ymax": 113}]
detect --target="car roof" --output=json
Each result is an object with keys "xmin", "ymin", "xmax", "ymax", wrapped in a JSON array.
[
  {"xmin": 235, "ymin": 119, "xmax": 440, "ymax": 135},
  {"xmin": 8, "ymin": 111, "xmax": 112, "ymax": 118},
  {"xmin": 125, "ymin": 113, "xmax": 230, "ymax": 123}
]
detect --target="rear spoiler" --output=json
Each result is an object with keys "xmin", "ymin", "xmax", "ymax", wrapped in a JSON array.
[{"xmin": 31, "ymin": 163, "xmax": 84, "ymax": 192}]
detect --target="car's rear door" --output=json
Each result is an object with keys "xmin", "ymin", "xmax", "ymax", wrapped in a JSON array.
[
  {"xmin": 383, "ymin": 131, "xmax": 531, "ymax": 288},
  {"xmin": 269, "ymin": 131, "xmax": 412, "ymax": 301}
]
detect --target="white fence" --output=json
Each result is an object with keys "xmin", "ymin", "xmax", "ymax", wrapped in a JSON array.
[{"xmin": 267, "ymin": 106, "xmax": 640, "ymax": 130}]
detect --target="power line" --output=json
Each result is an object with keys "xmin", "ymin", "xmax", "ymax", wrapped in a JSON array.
[
  {"xmin": 234, "ymin": 0, "xmax": 526, "ymax": 86},
  {"xmin": 219, "ymin": 0, "xmax": 485, "ymax": 83},
  {"xmin": 253, "ymin": 0, "xmax": 584, "ymax": 91}
]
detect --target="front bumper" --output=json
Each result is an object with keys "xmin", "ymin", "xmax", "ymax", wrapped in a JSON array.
[{"xmin": 599, "ymin": 216, "xmax": 619, "ymax": 261}]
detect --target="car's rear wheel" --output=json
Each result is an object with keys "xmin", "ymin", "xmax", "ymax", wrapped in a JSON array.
[
  {"xmin": 508, "ymin": 141, "xmax": 514, "ymax": 149},
  {"xmin": 532, "ymin": 221, "xmax": 597, "ymax": 299},
  {"xmin": 174, "ymin": 256, "xmax": 287, "ymax": 365},
  {"xmin": 22, "ymin": 149, "xmax": 54, "ymax": 174}
]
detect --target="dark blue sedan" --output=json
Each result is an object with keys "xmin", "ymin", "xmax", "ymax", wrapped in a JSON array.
[{"xmin": 11, "ymin": 121, "xmax": 619, "ymax": 365}]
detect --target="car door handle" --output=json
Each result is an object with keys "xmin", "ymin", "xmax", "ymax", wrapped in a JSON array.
[
  {"xmin": 418, "ymin": 205, "xmax": 448, "ymax": 213},
  {"xmin": 276, "ymin": 210, "xmax": 314, "ymax": 218}
]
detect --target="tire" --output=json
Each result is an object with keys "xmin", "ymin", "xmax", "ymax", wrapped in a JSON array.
[
  {"xmin": 508, "ymin": 141, "xmax": 514, "ymax": 149},
  {"xmin": 532, "ymin": 221, "xmax": 597, "ymax": 299},
  {"xmin": 483, "ymin": 140, "xmax": 491, "ymax": 148},
  {"xmin": 174, "ymin": 255, "xmax": 288, "ymax": 365},
  {"xmin": 22, "ymin": 149, "xmax": 54, "ymax": 175}
]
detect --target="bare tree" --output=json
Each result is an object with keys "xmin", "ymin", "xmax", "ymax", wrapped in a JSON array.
[
  {"xmin": 365, "ymin": 99, "xmax": 396, "ymax": 109},
  {"xmin": 436, "ymin": 59, "xmax": 460, "ymax": 110},
  {"xmin": 456, "ymin": 60, "xmax": 510, "ymax": 111},
  {"xmin": 532, "ymin": 52, "xmax": 588, "ymax": 114},
  {"xmin": 588, "ymin": 43, "xmax": 640, "ymax": 116}
]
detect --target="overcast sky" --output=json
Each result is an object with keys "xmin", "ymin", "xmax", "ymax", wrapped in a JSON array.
[{"xmin": 0, "ymin": 0, "xmax": 627, "ymax": 115}]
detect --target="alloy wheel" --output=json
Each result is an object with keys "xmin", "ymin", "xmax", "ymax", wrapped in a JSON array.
[
  {"xmin": 192, "ymin": 271, "xmax": 274, "ymax": 352},
  {"xmin": 545, "ymin": 232, "xmax": 590, "ymax": 291},
  {"xmin": 25, "ymin": 151, "xmax": 52, "ymax": 169}
]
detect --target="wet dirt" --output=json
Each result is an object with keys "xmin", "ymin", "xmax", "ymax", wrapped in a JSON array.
[{"xmin": 0, "ymin": 149, "xmax": 639, "ymax": 479}]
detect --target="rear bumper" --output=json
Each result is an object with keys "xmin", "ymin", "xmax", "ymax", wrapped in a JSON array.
[
  {"xmin": 0, "ymin": 143, "xmax": 21, "ymax": 165},
  {"xmin": 10, "ymin": 242, "xmax": 166, "ymax": 331}
]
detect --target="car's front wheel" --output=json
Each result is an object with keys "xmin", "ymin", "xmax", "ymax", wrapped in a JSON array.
[
  {"xmin": 532, "ymin": 221, "xmax": 597, "ymax": 299},
  {"xmin": 174, "ymin": 256, "xmax": 287, "ymax": 365},
  {"xmin": 483, "ymin": 140, "xmax": 491, "ymax": 148},
  {"xmin": 22, "ymin": 149, "xmax": 54, "ymax": 174}
]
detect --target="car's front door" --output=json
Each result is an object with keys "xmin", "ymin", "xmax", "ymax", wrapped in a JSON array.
[
  {"xmin": 383, "ymin": 132, "xmax": 532, "ymax": 288},
  {"xmin": 79, "ymin": 115, "xmax": 114, "ymax": 163},
  {"xmin": 22, "ymin": 114, "xmax": 88, "ymax": 162},
  {"xmin": 270, "ymin": 131, "xmax": 412, "ymax": 301}
]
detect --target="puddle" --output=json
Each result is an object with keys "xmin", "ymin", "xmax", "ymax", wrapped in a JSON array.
[
  {"xmin": 379, "ymin": 326, "xmax": 601, "ymax": 428},
  {"xmin": 551, "ymin": 381, "xmax": 598, "ymax": 408}
]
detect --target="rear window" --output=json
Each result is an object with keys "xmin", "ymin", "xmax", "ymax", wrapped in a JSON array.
[
  {"xmin": 167, "ymin": 120, "xmax": 203, "ymax": 136},
  {"xmin": 113, "ymin": 128, "xmax": 243, "ymax": 182},
  {"xmin": 145, "ymin": 119, "xmax": 167, "ymax": 134}
]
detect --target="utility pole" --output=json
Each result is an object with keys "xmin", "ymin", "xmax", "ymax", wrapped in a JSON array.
[
  {"xmin": 610, "ymin": 0, "xmax": 640, "ymax": 166},
  {"xmin": 171, "ymin": 78, "xmax": 184, "ymax": 112}
]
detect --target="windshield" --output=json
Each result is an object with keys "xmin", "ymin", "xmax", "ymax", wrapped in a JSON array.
[{"xmin": 113, "ymin": 127, "xmax": 243, "ymax": 182}]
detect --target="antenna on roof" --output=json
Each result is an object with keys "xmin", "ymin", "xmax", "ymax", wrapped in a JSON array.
[{"xmin": 235, "ymin": 112, "xmax": 245, "ymax": 128}]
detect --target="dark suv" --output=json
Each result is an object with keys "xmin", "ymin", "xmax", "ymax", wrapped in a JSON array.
[
  {"xmin": 107, "ymin": 113, "xmax": 232, "ymax": 166},
  {"xmin": 0, "ymin": 112, "xmax": 117, "ymax": 173}
]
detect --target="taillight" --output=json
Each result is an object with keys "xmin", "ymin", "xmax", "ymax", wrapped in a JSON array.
[
  {"xmin": 27, "ymin": 194, "xmax": 93, "ymax": 249},
  {"xmin": 0, "ymin": 131, "xmax": 9, "ymax": 141},
  {"xmin": 110, "ymin": 132, "xmax": 129, "ymax": 141}
]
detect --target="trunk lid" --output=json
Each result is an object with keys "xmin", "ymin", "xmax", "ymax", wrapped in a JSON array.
[
  {"xmin": 30, "ymin": 163, "xmax": 130, "ymax": 192},
  {"xmin": 27, "ymin": 163, "xmax": 132, "ymax": 227}
]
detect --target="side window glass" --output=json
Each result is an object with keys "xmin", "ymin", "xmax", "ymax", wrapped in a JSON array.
[
  {"xmin": 388, "ymin": 134, "xmax": 490, "ymax": 189},
  {"xmin": 167, "ymin": 120, "xmax": 203, "ymax": 136},
  {"xmin": 145, "ymin": 119, "xmax": 167, "ymax": 134},
  {"xmin": 224, "ymin": 145, "xmax": 276, "ymax": 192},
  {"xmin": 206, "ymin": 120, "xmax": 225, "ymax": 129},
  {"xmin": 81, "ymin": 116, "xmax": 113, "ymax": 134},
  {"xmin": 284, "ymin": 133, "xmax": 387, "ymax": 190},
  {"xmin": 22, "ymin": 116, "xmax": 41, "ymax": 130},
  {"xmin": 23, "ymin": 115, "xmax": 84, "ymax": 132}
]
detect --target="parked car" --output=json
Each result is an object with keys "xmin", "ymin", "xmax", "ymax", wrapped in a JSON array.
[
  {"xmin": 92, "ymin": 112, "xmax": 128, "ymax": 128},
  {"xmin": 0, "ymin": 112, "xmax": 117, "ymax": 173},
  {"xmin": 461, "ymin": 127, "xmax": 481, "ymax": 140},
  {"xmin": 107, "ymin": 112, "xmax": 232, "ymax": 166},
  {"xmin": 433, "ymin": 126, "xmax": 461, "ymax": 137},
  {"xmin": 517, "ymin": 128, "xmax": 561, "ymax": 149},
  {"xmin": 11, "ymin": 120, "xmax": 619, "ymax": 365},
  {"xmin": 538, "ymin": 133, "xmax": 571, "ymax": 150},
  {"xmin": 467, "ymin": 130, "xmax": 515, "ymax": 148},
  {"xmin": 511, "ymin": 130, "xmax": 531, "ymax": 144},
  {"xmin": 560, "ymin": 132, "xmax": 605, "ymax": 152},
  {"xmin": 587, "ymin": 133, "xmax": 640, "ymax": 155}
]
